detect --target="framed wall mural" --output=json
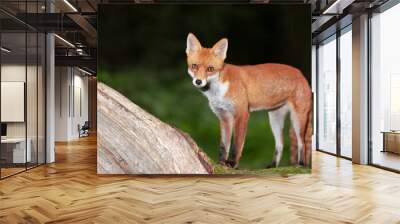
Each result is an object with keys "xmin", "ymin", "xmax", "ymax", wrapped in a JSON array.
[{"xmin": 98, "ymin": 4, "xmax": 312, "ymax": 175}]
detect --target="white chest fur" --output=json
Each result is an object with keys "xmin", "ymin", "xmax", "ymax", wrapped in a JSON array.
[{"xmin": 201, "ymin": 75, "xmax": 234, "ymax": 117}]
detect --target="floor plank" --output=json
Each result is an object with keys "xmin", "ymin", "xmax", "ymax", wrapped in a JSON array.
[{"xmin": 0, "ymin": 135, "xmax": 399, "ymax": 223}]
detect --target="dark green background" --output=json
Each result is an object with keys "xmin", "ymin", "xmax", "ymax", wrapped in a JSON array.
[{"xmin": 98, "ymin": 4, "xmax": 311, "ymax": 170}]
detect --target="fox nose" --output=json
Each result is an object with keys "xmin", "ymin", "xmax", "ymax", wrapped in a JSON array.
[{"xmin": 195, "ymin": 79, "xmax": 202, "ymax": 85}]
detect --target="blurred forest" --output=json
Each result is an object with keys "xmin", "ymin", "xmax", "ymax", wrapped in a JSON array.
[{"xmin": 98, "ymin": 4, "xmax": 311, "ymax": 170}]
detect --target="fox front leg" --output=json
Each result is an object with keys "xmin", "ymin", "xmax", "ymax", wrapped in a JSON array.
[{"xmin": 218, "ymin": 113, "xmax": 233, "ymax": 166}]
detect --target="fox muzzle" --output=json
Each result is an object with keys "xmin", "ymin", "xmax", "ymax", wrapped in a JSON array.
[{"xmin": 193, "ymin": 78, "xmax": 207, "ymax": 88}]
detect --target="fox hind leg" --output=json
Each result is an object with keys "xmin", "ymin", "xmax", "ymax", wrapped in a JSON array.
[
  {"xmin": 289, "ymin": 103, "xmax": 309, "ymax": 166},
  {"xmin": 267, "ymin": 104, "xmax": 289, "ymax": 168},
  {"xmin": 289, "ymin": 127, "xmax": 298, "ymax": 165},
  {"xmin": 230, "ymin": 111, "xmax": 249, "ymax": 169}
]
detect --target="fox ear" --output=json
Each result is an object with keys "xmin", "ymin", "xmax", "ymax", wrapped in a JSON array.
[
  {"xmin": 212, "ymin": 38, "xmax": 228, "ymax": 60},
  {"xmin": 186, "ymin": 33, "xmax": 202, "ymax": 55}
]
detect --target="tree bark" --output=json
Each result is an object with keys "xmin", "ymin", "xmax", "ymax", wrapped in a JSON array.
[{"xmin": 97, "ymin": 82, "xmax": 214, "ymax": 174}]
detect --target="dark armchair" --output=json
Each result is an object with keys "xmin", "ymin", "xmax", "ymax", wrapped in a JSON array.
[{"xmin": 78, "ymin": 121, "xmax": 90, "ymax": 138}]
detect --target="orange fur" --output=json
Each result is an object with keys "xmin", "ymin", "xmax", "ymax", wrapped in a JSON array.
[{"xmin": 186, "ymin": 33, "xmax": 312, "ymax": 168}]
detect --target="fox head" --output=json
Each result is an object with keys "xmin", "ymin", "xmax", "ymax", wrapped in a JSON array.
[{"xmin": 185, "ymin": 33, "xmax": 228, "ymax": 89}]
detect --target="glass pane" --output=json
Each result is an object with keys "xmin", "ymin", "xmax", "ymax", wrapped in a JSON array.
[
  {"xmin": 38, "ymin": 33, "xmax": 45, "ymax": 165},
  {"xmin": 371, "ymin": 4, "xmax": 400, "ymax": 171},
  {"xmin": 339, "ymin": 29, "xmax": 352, "ymax": 158},
  {"xmin": 317, "ymin": 36, "xmax": 337, "ymax": 154},
  {"xmin": 27, "ymin": 31, "xmax": 38, "ymax": 169},
  {"xmin": 312, "ymin": 46, "xmax": 317, "ymax": 151},
  {"xmin": 1, "ymin": 32, "xmax": 27, "ymax": 177}
]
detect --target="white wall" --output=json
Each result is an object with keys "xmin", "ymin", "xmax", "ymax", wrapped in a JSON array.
[
  {"xmin": 1, "ymin": 65, "xmax": 26, "ymax": 134},
  {"xmin": 1, "ymin": 65, "xmax": 37, "ymax": 138},
  {"xmin": 71, "ymin": 72, "xmax": 89, "ymax": 138},
  {"xmin": 55, "ymin": 66, "xmax": 69, "ymax": 141},
  {"xmin": 55, "ymin": 67, "xmax": 89, "ymax": 141}
]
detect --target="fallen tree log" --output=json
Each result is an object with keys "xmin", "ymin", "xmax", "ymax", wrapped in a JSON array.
[{"xmin": 97, "ymin": 82, "xmax": 214, "ymax": 174}]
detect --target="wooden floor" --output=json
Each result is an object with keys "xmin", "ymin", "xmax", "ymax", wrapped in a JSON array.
[
  {"xmin": 1, "ymin": 135, "xmax": 400, "ymax": 223},
  {"xmin": 1, "ymin": 167, "xmax": 26, "ymax": 178},
  {"xmin": 372, "ymin": 150, "xmax": 400, "ymax": 171}
]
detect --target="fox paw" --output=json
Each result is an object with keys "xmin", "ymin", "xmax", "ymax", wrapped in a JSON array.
[
  {"xmin": 226, "ymin": 160, "xmax": 238, "ymax": 169},
  {"xmin": 218, "ymin": 160, "xmax": 228, "ymax": 166},
  {"xmin": 266, "ymin": 161, "xmax": 277, "ymax": 169},
  {"xmin": 219, "ymin": 160, "xmax": 239, "ymax": 169}
]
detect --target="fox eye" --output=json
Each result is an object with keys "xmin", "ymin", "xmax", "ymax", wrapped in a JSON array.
[
  {"xmin": 207, "ymin": 66, "xmax": 215, "ymax": 72},
  {"xmin": 191, "ymin": 64, "xmax": 198, "ymax": 70}
]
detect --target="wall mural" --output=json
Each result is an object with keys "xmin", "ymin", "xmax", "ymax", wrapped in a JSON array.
[{"xmin": 97, "ymin": 4, "xmax": 312, "ymax": 175}]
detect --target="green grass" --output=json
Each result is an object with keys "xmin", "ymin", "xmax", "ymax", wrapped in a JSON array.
[
  {"xmin": 213, "ymin": 164, "xmax": 310, "ymax": 175},
  {"xmin": 99, "ymin": 66, "xmax": 309, "ymax": 173}
]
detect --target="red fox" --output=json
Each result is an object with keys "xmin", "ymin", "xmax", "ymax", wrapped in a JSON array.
[{"xmin": 186, "ymin": 33, "xmax": 312, "ymax": 168}]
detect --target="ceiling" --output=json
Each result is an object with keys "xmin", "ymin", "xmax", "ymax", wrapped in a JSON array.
[{"xmin": 0, "ymin": 0, "xmax": 392, "ymax": 73}]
